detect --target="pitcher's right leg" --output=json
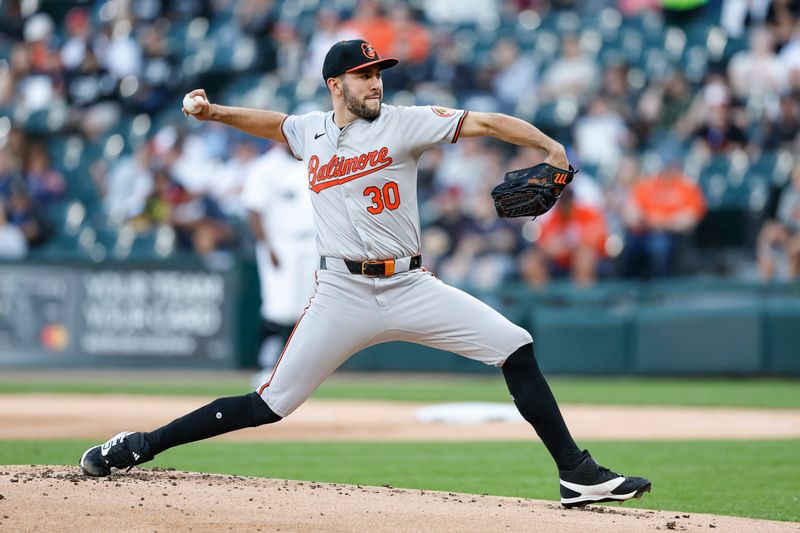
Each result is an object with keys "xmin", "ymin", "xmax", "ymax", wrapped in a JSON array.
[
  {"xmin": 256, "ymin": 269, "xmax": 385, "ymax": 417},
  {"xmin": 81, "ymin": 270, "xmax": 382, "ymax": 476},
  {"xmin": 80, "ymin": 391, "xmax": 278, "ymax": 476}
]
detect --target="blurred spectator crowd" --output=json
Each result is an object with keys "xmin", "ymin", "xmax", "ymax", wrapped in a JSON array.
[{"xmin": 1, "ymin": 0, "xmax": 800, "ymax": 287}]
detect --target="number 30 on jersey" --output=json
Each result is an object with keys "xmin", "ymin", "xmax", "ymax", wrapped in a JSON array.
[{"xmin": 363, "ymin": 181, "xmax": 400, "ymax": 215}]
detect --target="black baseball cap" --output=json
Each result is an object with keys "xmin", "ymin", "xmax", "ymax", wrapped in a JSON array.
[{"xmin": 322, "ymin": 39, "xmax": 399, "ymax": 80}]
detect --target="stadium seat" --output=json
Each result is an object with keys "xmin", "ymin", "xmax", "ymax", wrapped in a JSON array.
[
  {"xmin": 661, "ymin": 26, "xmax": 687, "ymax": 64},
  {"xmin": 616, "ymin": 27, "xmax": 646, "ymax": 65},
  {"xmin": 681, "ymin": 45, "xmax": 709, "ymax": 83},
  {"xmin": 746, "ymin": 179, "xmax": 769, "ymax": 214},
  {"xmin": 553, "ymin": 10, "xmax": 581, "ymax": 33},
  {"xmin": 642, "ymin": 48, "xmax": 670, "ymax": 80},
  {"xmin": 698, "ymin": 155, "xmax": 730, "ymax": 209},
  {"xmin": 532, "ymin": 30, "xmax": 560, "ymax": 64},
  {"xmin": 22, "ymin": 108, "xmax": 52, "ymax": 135},
  {"xmin": 579, "ymin": 27, "xmax": 603, "ymax": 59},
  {"xmin": 211, "ymin": 36, "xmax": 257, "ymax": 73},
  {"xmin": 721, "ymin": 35, "xmax": 748, "ymax": 63}
]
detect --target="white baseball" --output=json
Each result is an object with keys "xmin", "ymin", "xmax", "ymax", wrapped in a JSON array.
[{"xmin": 182, "ymin": 94, "xmax": 205, "ymax": 114}]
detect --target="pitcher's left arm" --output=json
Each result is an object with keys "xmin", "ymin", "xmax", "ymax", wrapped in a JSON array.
[{"xmin": 459, "ymin": 112, "xmax": 568, "ymax": 169}]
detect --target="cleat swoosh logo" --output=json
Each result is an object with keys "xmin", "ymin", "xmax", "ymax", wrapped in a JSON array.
[{"xmin": 560, "ymin": 477, "xmax": 626, "ymax": 496}]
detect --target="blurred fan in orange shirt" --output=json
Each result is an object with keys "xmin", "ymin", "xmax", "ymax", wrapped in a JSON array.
[
  {"xmin": 623, "ymin": 163, "xmax": 706, "ymax": 278},
  {"xmin": 521, "ymin": 188, "xmax": 609, "ymax": 287},
  {"xmin": 388, "ymin": 4, "xmax": 430, "ymax": 64},
  {"xmin": 344, "ymin": 0, "xmax": 396, "ymax": 62}
]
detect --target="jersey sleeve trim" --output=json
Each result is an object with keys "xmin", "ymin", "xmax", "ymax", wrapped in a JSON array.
[
  {"xmin": 451, "ymin": 110, "xmax": 468, "ymax": 144},
  {"xmin": 280, "ymin": 115, "xmax": 303, "ymax": 161}
]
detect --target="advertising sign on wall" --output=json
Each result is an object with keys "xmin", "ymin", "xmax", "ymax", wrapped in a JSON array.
[{"xmin": 0, "ymin": 264, "xmax": 235, "ymax": 366}]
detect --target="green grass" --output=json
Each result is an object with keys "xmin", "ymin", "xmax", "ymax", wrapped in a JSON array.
[
  {"xmin": 1, "ymin": 374, "xmax": 799, "ymax": 408},
  {"xmin": 0, "ymin": 377, "xmax": 246, "ymax": 398},
  {"xmin": 1, "ymin": 439, "xmax": 798, "ymax": 522},
  {"xmin": 318, "ymin": 376, "xmax": 800, "ymax": 409}
]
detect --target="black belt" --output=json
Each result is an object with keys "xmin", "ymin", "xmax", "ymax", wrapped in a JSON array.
[{"xmin": 320, "ymin": 255, "xmax": 422, "ymax": 277}]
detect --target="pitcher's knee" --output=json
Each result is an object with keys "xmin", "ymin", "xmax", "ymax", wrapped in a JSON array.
[
  {"xmin": 501, "ymin": 342, "xmax": 536, "ymax": 373},
  {"xmin": 248, "ymin": 392, "xmax": 282, "ymax": 425}
]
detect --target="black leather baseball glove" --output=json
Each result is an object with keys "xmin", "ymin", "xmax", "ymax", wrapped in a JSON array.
[{"xmin": 491, "ymin": 163, "xmax": 577, "ymax": 218}]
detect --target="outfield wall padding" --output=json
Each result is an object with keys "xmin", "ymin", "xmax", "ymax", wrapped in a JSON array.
[{"xmin": 1, "ymin": 261, "xmax": 798, "ymax": 375}]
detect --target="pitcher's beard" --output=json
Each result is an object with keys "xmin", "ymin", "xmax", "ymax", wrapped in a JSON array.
[{"xmin": 343, "ymin": 85, "xmax": 381, "ymax": 120}]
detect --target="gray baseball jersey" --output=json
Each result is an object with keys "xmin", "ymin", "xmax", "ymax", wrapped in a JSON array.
[
  {"xmin": 256, "ymin": 104, "xmax": 532, "ymax": 417},
  {"xmin": 281, "ymin": 104, "xmax": 468, "ymax": 259}
]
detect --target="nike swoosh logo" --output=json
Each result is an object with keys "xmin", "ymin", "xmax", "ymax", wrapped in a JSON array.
[
  {"xmin": 314, "ymin": 132, "xmax": 325, "ymax": 139},
  {"xmin": 560, "ymin": 477, "xmax": 626, "ymax": 495}
]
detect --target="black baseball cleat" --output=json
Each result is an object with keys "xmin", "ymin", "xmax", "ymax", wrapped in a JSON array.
[
  {"xmin": 80, "ymin": 431, "xmax": 154, "ymax": 477},
  {"xmin": 559, "ymin": 450, "xmax": 651, "ymax": 508}
]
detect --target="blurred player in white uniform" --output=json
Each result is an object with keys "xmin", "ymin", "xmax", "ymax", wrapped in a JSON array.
[{"xmin": 241, "ymin": 144, "xmax": 317, "ymax": 383}]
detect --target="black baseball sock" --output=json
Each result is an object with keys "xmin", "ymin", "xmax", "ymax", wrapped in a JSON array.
[
  {"xmin": 502, "ymin": 343, "xmax": 583, "ymax": 471},
  {"xmin": 144, "ymin": 392, "xmax": 281, "ymax": 455}
]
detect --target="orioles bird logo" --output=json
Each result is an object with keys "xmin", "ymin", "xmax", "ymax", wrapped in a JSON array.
[
  {"xmin": 361, "ymin": 43, "xmax": 377, "ymax": 59},
  {"xmin": 431, "ymin": 106, "xmax": 456, "ymax": 117}
]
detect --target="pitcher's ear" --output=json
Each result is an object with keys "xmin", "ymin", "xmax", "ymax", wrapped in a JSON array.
[{"xmin": 326, "ymin": 77, "xmax": 341, "ymax": 94}]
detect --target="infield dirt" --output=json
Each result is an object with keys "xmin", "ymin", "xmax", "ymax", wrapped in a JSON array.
[{"xmin": 1, "ymin": 465, "xmax": 797, "ymax": 533}]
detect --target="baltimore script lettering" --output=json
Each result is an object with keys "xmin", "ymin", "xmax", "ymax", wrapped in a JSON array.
[{"xmin": 308, "ymin": 147, "xmax": 393, "ymax": 193}]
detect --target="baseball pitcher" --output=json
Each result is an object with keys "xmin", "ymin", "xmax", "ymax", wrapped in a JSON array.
[{"xmin": 81, "ymin": 40, "xmax": 650, "ymax": 508}]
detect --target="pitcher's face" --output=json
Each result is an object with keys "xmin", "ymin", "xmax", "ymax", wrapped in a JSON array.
[{"xmin": 340, "ymin": 66, "xmax": 383, "ymax": 120}]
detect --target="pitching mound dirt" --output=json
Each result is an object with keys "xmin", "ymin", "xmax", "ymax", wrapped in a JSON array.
[{"xmin": 0, "ymin": 466, "xmax": 795, "ymax": 533}]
